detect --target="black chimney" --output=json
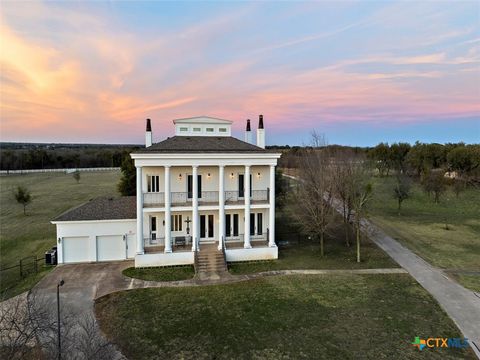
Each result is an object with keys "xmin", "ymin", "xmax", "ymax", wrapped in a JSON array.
[
  {"xmin": 246, "ymin": 119, "xmax": 251, "ymax": 131},
  {"xmin": 146, "ymin": 118, "xmax": 152, "ymax": 132},
  {"xmin": 258, "ymin": 115, "xmax": 264, "ymax": 129}
]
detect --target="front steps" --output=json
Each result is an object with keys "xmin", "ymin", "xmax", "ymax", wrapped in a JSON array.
[{"xmin": 195, "ymin": 244, "xmax": 228, "ymax": 280}]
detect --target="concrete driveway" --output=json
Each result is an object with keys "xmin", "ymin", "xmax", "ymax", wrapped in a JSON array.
[{"xmin": 34, "ymin": 261, "xmax": 134, "ymax": 314}]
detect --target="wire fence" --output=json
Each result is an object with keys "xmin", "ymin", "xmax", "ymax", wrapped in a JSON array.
[
  {"xmin": 0, "ymin": 167, "xmax": 120, "ymax": 176},
  {"xmin": 0, "ymin": 256, "xmax": 49, "ymax": 293}
]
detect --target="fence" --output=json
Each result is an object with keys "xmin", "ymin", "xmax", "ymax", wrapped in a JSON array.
[
  {"xmin": 0, "ymin": 256, "xmax": 48, "ymax": 293},
  {"xmin": 0, "ymin": 167, "xmax": 120, "ymax": 176}
]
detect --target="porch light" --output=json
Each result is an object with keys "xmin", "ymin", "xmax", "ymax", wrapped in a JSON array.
[
  {"xmin": 230, "ymin": 172, "xmax": 234, "ymax": 179},
  {"xmin": 207, "ymin": 173, "xmax": 211, "ymax": 179},
  {"xmin": 257, "ymin": 172, "xmax": 261, "ymax": 178},
  {"xmin": 178, "ymin": 173, "xmax": 182, "ymax": 180},
  {"xmin": 58, "ymin": 238, "xmax": 61, "ymax": 244}
]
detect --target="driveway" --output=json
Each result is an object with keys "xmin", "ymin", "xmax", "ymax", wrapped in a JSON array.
[{"xmin": 34, "ymin": 261, "xmax": 134, "ymax": 314}]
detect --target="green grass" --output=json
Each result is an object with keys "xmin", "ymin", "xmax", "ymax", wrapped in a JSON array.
[
  {"xmin": 229, "ymin": 209, "xmax": 398, "ymax": 275},
  {"xmin": 95, "ymin": 274, "xmax": 474, "ymax": 360},
  {"xmin": 123, "ymin": 266, "xmax": 195, "ymax": 282},
  {"xmin": 368, "ymin": 176, "xmax": 480, "ymax": 291},
  {"xmin": 0, "ymin": 171, "xmax": 121, "ymax": 297}
]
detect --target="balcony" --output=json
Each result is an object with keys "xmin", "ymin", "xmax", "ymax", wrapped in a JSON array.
[{"xmin": 143, "ymin": 190, "xmax": 269, "ymax": 207}]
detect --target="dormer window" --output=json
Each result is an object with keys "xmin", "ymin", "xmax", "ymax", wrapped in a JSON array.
[
  {"xmin": 193, "ymin": 127, "xmax": 201, "ymax": 132},
  {"xmin": 206, "ymin": 128, "xmax": 214, "ymax": 133},
  {"xmin": 180, "ymin": 127, "xmax": 188, "ymax": 132},
  {"xmin": 219, "ymin": 128, "xmax": 227, "ymax": 133}
]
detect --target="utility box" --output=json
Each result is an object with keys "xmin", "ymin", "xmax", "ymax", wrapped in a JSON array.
[{"xmin": 45, "ymin": 249, "xmax": 56, "ymax": 265}]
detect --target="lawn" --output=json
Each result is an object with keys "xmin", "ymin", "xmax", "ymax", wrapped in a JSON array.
[
  {"xmin": 229, "ymin": 209, "xmax": 398, "ymax": 275},
  {"xmin": 123, "ymin": 266, "xmax": 195, "ymax": 282},
  {"xmin": 96, "ymin": 274, "xmax": 474, "ymax": 360},
  {"xmin": 368, "ymin": 176, "xmax": 480, "ymax": 290},
  {"xmin": 0, "ymin": 171, "xmax": 120, "ymax": 298}
]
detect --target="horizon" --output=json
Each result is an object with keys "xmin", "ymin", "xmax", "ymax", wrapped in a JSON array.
[{"xmin": 1, "ymin": 1, "xmax": 479, "ymax": 146}]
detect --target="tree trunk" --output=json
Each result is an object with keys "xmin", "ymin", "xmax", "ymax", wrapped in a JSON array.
[
  {"xmin": 344, "ymin": 222, "xmax": 350, "ymax": 247},
  {"xmin": 320, "ymin": 232, "xmax": 324, "ymax": 257},
  {"xmin": 356, "ymin": 222, "xmax": 361, "ymax": 263},
  {"xmin": 397, "ymin": 199, "xmax": 402, "ymax": 215},
  {"xmin": 23, "ymin": 204, "xmax": 26, "ymax": 215}
]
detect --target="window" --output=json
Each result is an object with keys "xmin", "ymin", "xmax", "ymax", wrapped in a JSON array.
[
  {"xmin": 148, "ymin": 175, "xmax": 160, "ymax": 192},
  {"xmin": 171, "ymin": 214, "xmax": 183, "ymax": 231},
  {"xmin": 206, "ymin": 127, "xmax": 214, "ymax": 132},
  {"xmin": 180, "ymin": 127, "xmax": 188, "ymax": 132},
  {"xmin": 219, "ymin": 128, "xmax": 227, "ymax": 133},
  {"xmin": 193, "ymin": 127, "xmax": 201, "ymax": 132}
]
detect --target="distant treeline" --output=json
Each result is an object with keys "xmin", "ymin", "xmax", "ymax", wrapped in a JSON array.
[
  {"xmin": 277, "ymin": 142, "xmax": 480, "ymax": 181},
  {"xmin": 0, "ymin": 143, "xmax": 142, "ymax": 171}
]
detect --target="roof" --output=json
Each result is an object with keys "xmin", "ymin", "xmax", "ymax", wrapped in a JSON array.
[
  {"xmin": 173, "ymin": 116, "xmax": 232, "ymax": 124},
  {"xmin": 53, "ymin": 196, "xmax": 136, "ymax": 222},
  {"xmin": 133, "ymin": 136, "xmax": 267, "ymax": 153}
]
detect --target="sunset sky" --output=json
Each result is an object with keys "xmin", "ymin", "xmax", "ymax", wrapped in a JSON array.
[{"xmin": 0, "ymin": 1, "xmax": 479, "ymax": 146}]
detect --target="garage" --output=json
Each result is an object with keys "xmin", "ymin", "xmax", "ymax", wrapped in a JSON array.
[
  {"xmin": 52, "ymin": 197, "xmax": 137, "ymax": 264},
  {"xmin": 97, "ymin": 235, "xmax": 126, "ymax": 261},
  {"xmin": 63, "ymin": 236, "xmax": 90, "ymax": 263}
]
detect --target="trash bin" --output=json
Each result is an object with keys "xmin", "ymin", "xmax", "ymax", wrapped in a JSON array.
[
  {"xmin": 45, "ymin": 250, "xmax": 56, "ymax": 265},
  {"xmin": 51, "ymin": 248, "xmax": 57, "ymax": 265}
]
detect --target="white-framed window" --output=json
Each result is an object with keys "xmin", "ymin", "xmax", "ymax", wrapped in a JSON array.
[
  {"xmin": 219, "ymin": 128, "xmax": 227, "ymax": 133},
  {"xmin": 193, "ymin": 127, "xmax": 201, "ymax": 132},
  {"xmin": 206, "ymin": 127, "xmax": 214, "ymax": 133},
  {"xmin": 180, "ymin": 127, "xmax": 188, "ymax": 132},
  {"xmin": 148, "ymin": 175, "xmax": 160, "ymax": 192},
  {"xmin": 171, "ymin": 214, "xmax": 183, "ymax": 231}
]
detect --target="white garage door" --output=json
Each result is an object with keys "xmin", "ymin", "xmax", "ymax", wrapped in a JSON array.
[
  {"xmin": 63, "ymin": 236, "xmax": 90, "ymax": 263},
  {"xmin": 97, "ymin": 235, "xmax": 126, "ymax": 261}
]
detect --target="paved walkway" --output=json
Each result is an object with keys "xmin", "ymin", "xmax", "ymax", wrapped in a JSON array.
[{"xmin": 359, "ymin": 218, "xmax": 480, "ymax": 358}]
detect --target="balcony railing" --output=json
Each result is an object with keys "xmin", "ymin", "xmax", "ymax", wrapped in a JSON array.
[{"xmin": 143, "ymin": 190, "xmax": 269, "ymax": 207}]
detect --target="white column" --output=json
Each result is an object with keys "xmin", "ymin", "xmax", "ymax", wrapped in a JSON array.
[
  {"xmin": 136, "ymin": 166, "xmax": 144, "ymax": 254},
  {"xmin": 164, "ymin": 166, "xmax": 172, "ymax": 253},
  {"xmin": 269, "ymin": 165, "xmax": 276, "ymax": 247},
  {"xmin": 218, "ymin": 165, "xmax": 225, "ymax": 250},
  {"xmin": 244, "ymin": 165, "xmax": 251, "ymax": 248},
  {"xmin": 192, "ymin": 165, "xmax": 199, "ymax": 251}
]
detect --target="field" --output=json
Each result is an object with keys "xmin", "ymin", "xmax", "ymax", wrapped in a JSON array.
[
  {"xmin": 0, "ymin": 171, "xmax": 120, "ymax": 298},
  {"xmin": 368, "ymin": 176, "xmax": 480, "ymax": 291},
  {"xmin": 96, "ymin": 274, "xmax": 474, "ymax": 360}
]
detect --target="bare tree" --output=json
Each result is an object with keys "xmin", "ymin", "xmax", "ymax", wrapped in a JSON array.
[
  {"xmin": 289, "ymin": 132, "xmax": 335, "ymax": 256},
  {"xmin": 348, "ymin": 163, "xmax": 373, "ymax": 263},
  {"xmin": 0, "ymin": 290, "xmax": 118, "ymax": 360},
  {"xmin": 393, "ymin": 174, "xmax": 411, "ymax": 214},
  {"xmin": 331, "ymin": 150, "xmax": 360, "ymax": 247}
]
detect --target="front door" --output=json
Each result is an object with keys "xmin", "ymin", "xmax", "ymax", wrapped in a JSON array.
[
  {"xmin": 200, "ymin": 214, "xmax": 214, "ymax": 240},
  {"xmin": 150, "ymin": 216, "xmax": 158, "ymax": 244}
]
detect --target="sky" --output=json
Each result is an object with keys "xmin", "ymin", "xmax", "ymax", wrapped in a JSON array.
[{"xmin": 0, "ymin": 1, "xmax": 479, "ymax": 146}]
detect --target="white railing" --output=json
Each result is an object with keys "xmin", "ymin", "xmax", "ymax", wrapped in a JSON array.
[
  {"xmin": 144, "ymin": 192, "xmax": 165, "ymax": 206},
  {"xmin": 0, "ymin": 167, "xmax": 120, "ymax": 176}
]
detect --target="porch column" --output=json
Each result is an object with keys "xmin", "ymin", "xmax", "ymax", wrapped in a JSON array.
[
  {"xmin": 136, "ymin": 166, "xmax": 144, "ymax": 254},
  {"xmin": 164, "ymin": 166, "xmax": 172, "ymax": 253},
  {"xmin": 244, "ymin": 165, "xmax": 251, "ymax": 248},
  {"xmin": 192, "ymin": 165, "xmax": 199, "ymax": 251},
  {"xmin": 218, "ymin": 165, "xmax": 225, "ymax": 250},
  {"xmin": 269, "ymin": 165, "xmax": 276, "ymax": 247}
]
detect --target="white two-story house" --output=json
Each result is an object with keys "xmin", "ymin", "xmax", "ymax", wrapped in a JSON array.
[{"xmin": 52, "ymin": 116, "xmax": 281, "ymax": 268}]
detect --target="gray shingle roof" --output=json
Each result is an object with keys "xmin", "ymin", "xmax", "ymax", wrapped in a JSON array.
[
  {"xmin": 133, "ymin": 136, "xmax": 266, "ymax": 153},
  {"xmin": 53, "ymin": 196, "xmax": 136, "ymax": 222}
]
